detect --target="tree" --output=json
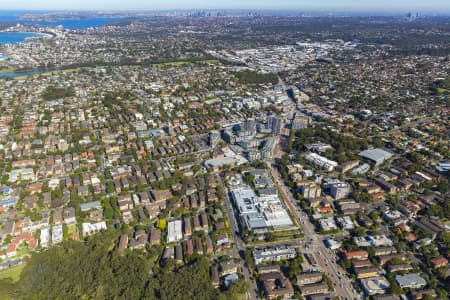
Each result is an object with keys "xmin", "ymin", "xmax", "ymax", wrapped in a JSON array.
[
  {"xmin": 42, "ymin": 85, "xmax": 75, "ymax": 101},
  {"xmin": 156, "ymin": 257, "xmax": 220, "ymax": 300},
  {"xmin": 322, "ymin": 274, "xmax": 333, "ymax": 290},
  {"xmin": 387, "ymin": 274, "xmax": 403, "ymax": 295},
  {"xmin": 287, "ymin": 129, "xmax": 295, "ymax": 153},
  {"xmin": 106, "ymin": 180, "xmax": 115, "ymax": 194},
  {"xmin": 436, "ymin": 288, "xmax": 448, "ymax": 300},
  {"xmin": 265, "ymin": 232, "xmax": 276, "ymax": 242},
  {"xmin": 3, "ymin": 234, "xmax": 12, "ymax": 244},
  {"xmin": 157, "ymin": 219, "xmax": 167, "ymax": 230},
  {"xmin": 437, "ymin": 179, "xmax": 448, "ymax": 194},
  {"xmin": 223, "ymin": 278, "xmax": 249, "ymax": 299},
  {"xmin": 233, "ymin": 70, "xmax": 278, "ymax": 85},
  {"xmin": 62, "ymin": 224, "xmax": 69, "ymax": 239},
  {"xmin": 4, "ymin": 230, "xmax": 151, "ymax": 300},
  {"xmin": 243, "ymin": 173, "xmax": 255, "ymax": 186}
]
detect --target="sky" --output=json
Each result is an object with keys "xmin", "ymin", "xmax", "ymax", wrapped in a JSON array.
[{"xmin": 0, "ymin": 0, "xmax": 449, "ymax": 12}]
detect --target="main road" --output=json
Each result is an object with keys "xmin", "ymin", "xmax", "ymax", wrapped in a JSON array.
[{"xmin": 268, "ymin": 137, "xmax": 361, "ymax": 300}]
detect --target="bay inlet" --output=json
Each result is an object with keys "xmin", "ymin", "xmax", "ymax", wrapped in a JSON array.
[{"xmin": 0, "ymin": 32, "xmax": 44, "ymax": 44}]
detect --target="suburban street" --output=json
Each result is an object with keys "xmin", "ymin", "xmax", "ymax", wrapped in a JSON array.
[
  {"xmin": 218, "ymin": 176, "xmax": 259, "ymax": 300},
  {"xmin": 265, "ymin": 132, "xmax": 363, "ymax": 300}
]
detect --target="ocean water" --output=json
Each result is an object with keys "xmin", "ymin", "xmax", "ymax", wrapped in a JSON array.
[
  {"xmin": 0, "ymin": 32, "xmax": 43, "ymax": 44},
  {"xmin": 0, "ymin": 10, "xmax": 124, "ymax": 31},
  {"xmin": 31, "ymin": 18, "xmax": 123, "ymax": 30},
  {"xmin": 0, "ymin": 11, "xmax": 124, "ymax": 44}
]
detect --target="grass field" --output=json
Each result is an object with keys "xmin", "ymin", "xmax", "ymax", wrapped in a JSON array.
[
  {"xmin": 11, "ymin": 67, "xmax": 81, "ymax": 80},
  {"xmin": 67, "ymin": 224, "xmax": 77, "ymax": 235},
  {"xmin": 7, "ymin": 58, "xmax": 221, "ymax": 80},
  {"xmin": 0, "ymin": 264, "xmax": 25, "ymax": 283},
  {"xmin": 199, "ymin": 59, "xmax": 220, "ymax": 64},
  {"xmin": 152, "ymin": 59, "xmax": 220, "ymax": 67},
  {"xmin": 152, "ymin": 61, "xmax": 193, "ymax": 67},
  {"xmin": 437, "ymin": 88, "xmax": 449, "ymax": 94},
  {"xmin": 0, "ymin": 68, "xmax": 16, "ymax": 74}
]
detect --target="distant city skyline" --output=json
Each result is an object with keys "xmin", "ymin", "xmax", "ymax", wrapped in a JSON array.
[{"xmin": 0, "ymin": 0, "xmax": 449, "ymax": 12}]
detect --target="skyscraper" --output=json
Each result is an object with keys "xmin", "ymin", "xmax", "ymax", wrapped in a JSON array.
[
  {"xmin": 291, "ymin": 113, "xmax": 310, "ymax": 130},
  {"xmin": 269, "ymin": 116, "xmax": 282, "ymax": 134},
  {"xmin": 242, "ymin": 118, "xmax": 256, "ymax": 133}
]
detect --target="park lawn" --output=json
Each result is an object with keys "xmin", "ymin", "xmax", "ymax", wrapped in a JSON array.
[
  {"xmin": 67, "ymin": 224, "xmax": 77, "ymax": 235},
  {"xmin": 0, "ymin": 68, "xmax": 17, "ymax": 74},
  {"xmin": 202, "ymin": 95, "xmax": 219, "ymax": 101},
  {"xmin": 36, "ymin": 67, "xmax": 81, "ymax": 77},
  {"xmin": 10, "ymin": 75, "xmax": 27, "ymax": 80},
  {"xmin": 437, "ymin": 88, "xmax": 449, "ymax": 94},
  {"xmin": 16, "ymin": 246, "xmax": 30, "ymax": 257},
  {"xmin": 152, "ymin": 61, "xmax": 193, "ymax": 67},
  {"xmin": 152, "ymin": 59, "xmax": 220, "ymax": 67},
  {"xmin": 0, "ymin": 264, "xmax": 25, "ymax": 282},
  {"xmin": 199, "ymin": 59, "xmax": 220, "ymax": 64},
  {"xmin": 11, "ymin": 67, "xmax": 81, "ymax": 80}
]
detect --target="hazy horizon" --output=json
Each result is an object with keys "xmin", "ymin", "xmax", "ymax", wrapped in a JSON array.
[{"xmin": 0, "ymin": 0, "xmax": 449, "ymax": 13}]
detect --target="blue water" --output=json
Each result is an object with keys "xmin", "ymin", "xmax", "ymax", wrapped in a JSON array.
[
  {"xmin": 0, "ymin": 69, "xmax": 49, "ymax": 78},
  {"xmin": 0, "ymin": 32, "xmax": 43, "ymax": 44},
  {"xmin": 32, "ymin": 18, "xmax": 123, "ymax": 30},
  {"xmin": 0, "ymin": 11, "xmax": 124, "ymax": 30}
]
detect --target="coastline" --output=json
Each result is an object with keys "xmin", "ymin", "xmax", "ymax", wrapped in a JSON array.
[
  {"xmin": 0, "ymin": 31, "xmax": 50, "ymax": 37},
  {"xmin": 23, "ymin": 32, "xmax": 53, "ymax": 39},
  {"xmin": 0, "ymin": 31, "xmax": 51, "ymax": 44}
]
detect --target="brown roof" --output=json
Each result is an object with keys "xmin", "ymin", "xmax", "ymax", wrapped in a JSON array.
[
  {"xmin": 151, "ymin": 189, "xmax": 173, "ymax": 202},
  {"xmin": 150, "ymin": 228, "xmax": 161, "ymax": 244},
  {"xmin": 431, "ymin": 256, "xmax": 448, "ymax": 268},
  {"xmin": 261, "ymin": 271, "xmax": 294, "ymax": 299},
  {"xmin": 118, "ymin": 234, "xmax": 128, "ymax": 252},
  {"xmin": 344, "ymin": 250, "xmax": 369, "ymax": 260}
]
